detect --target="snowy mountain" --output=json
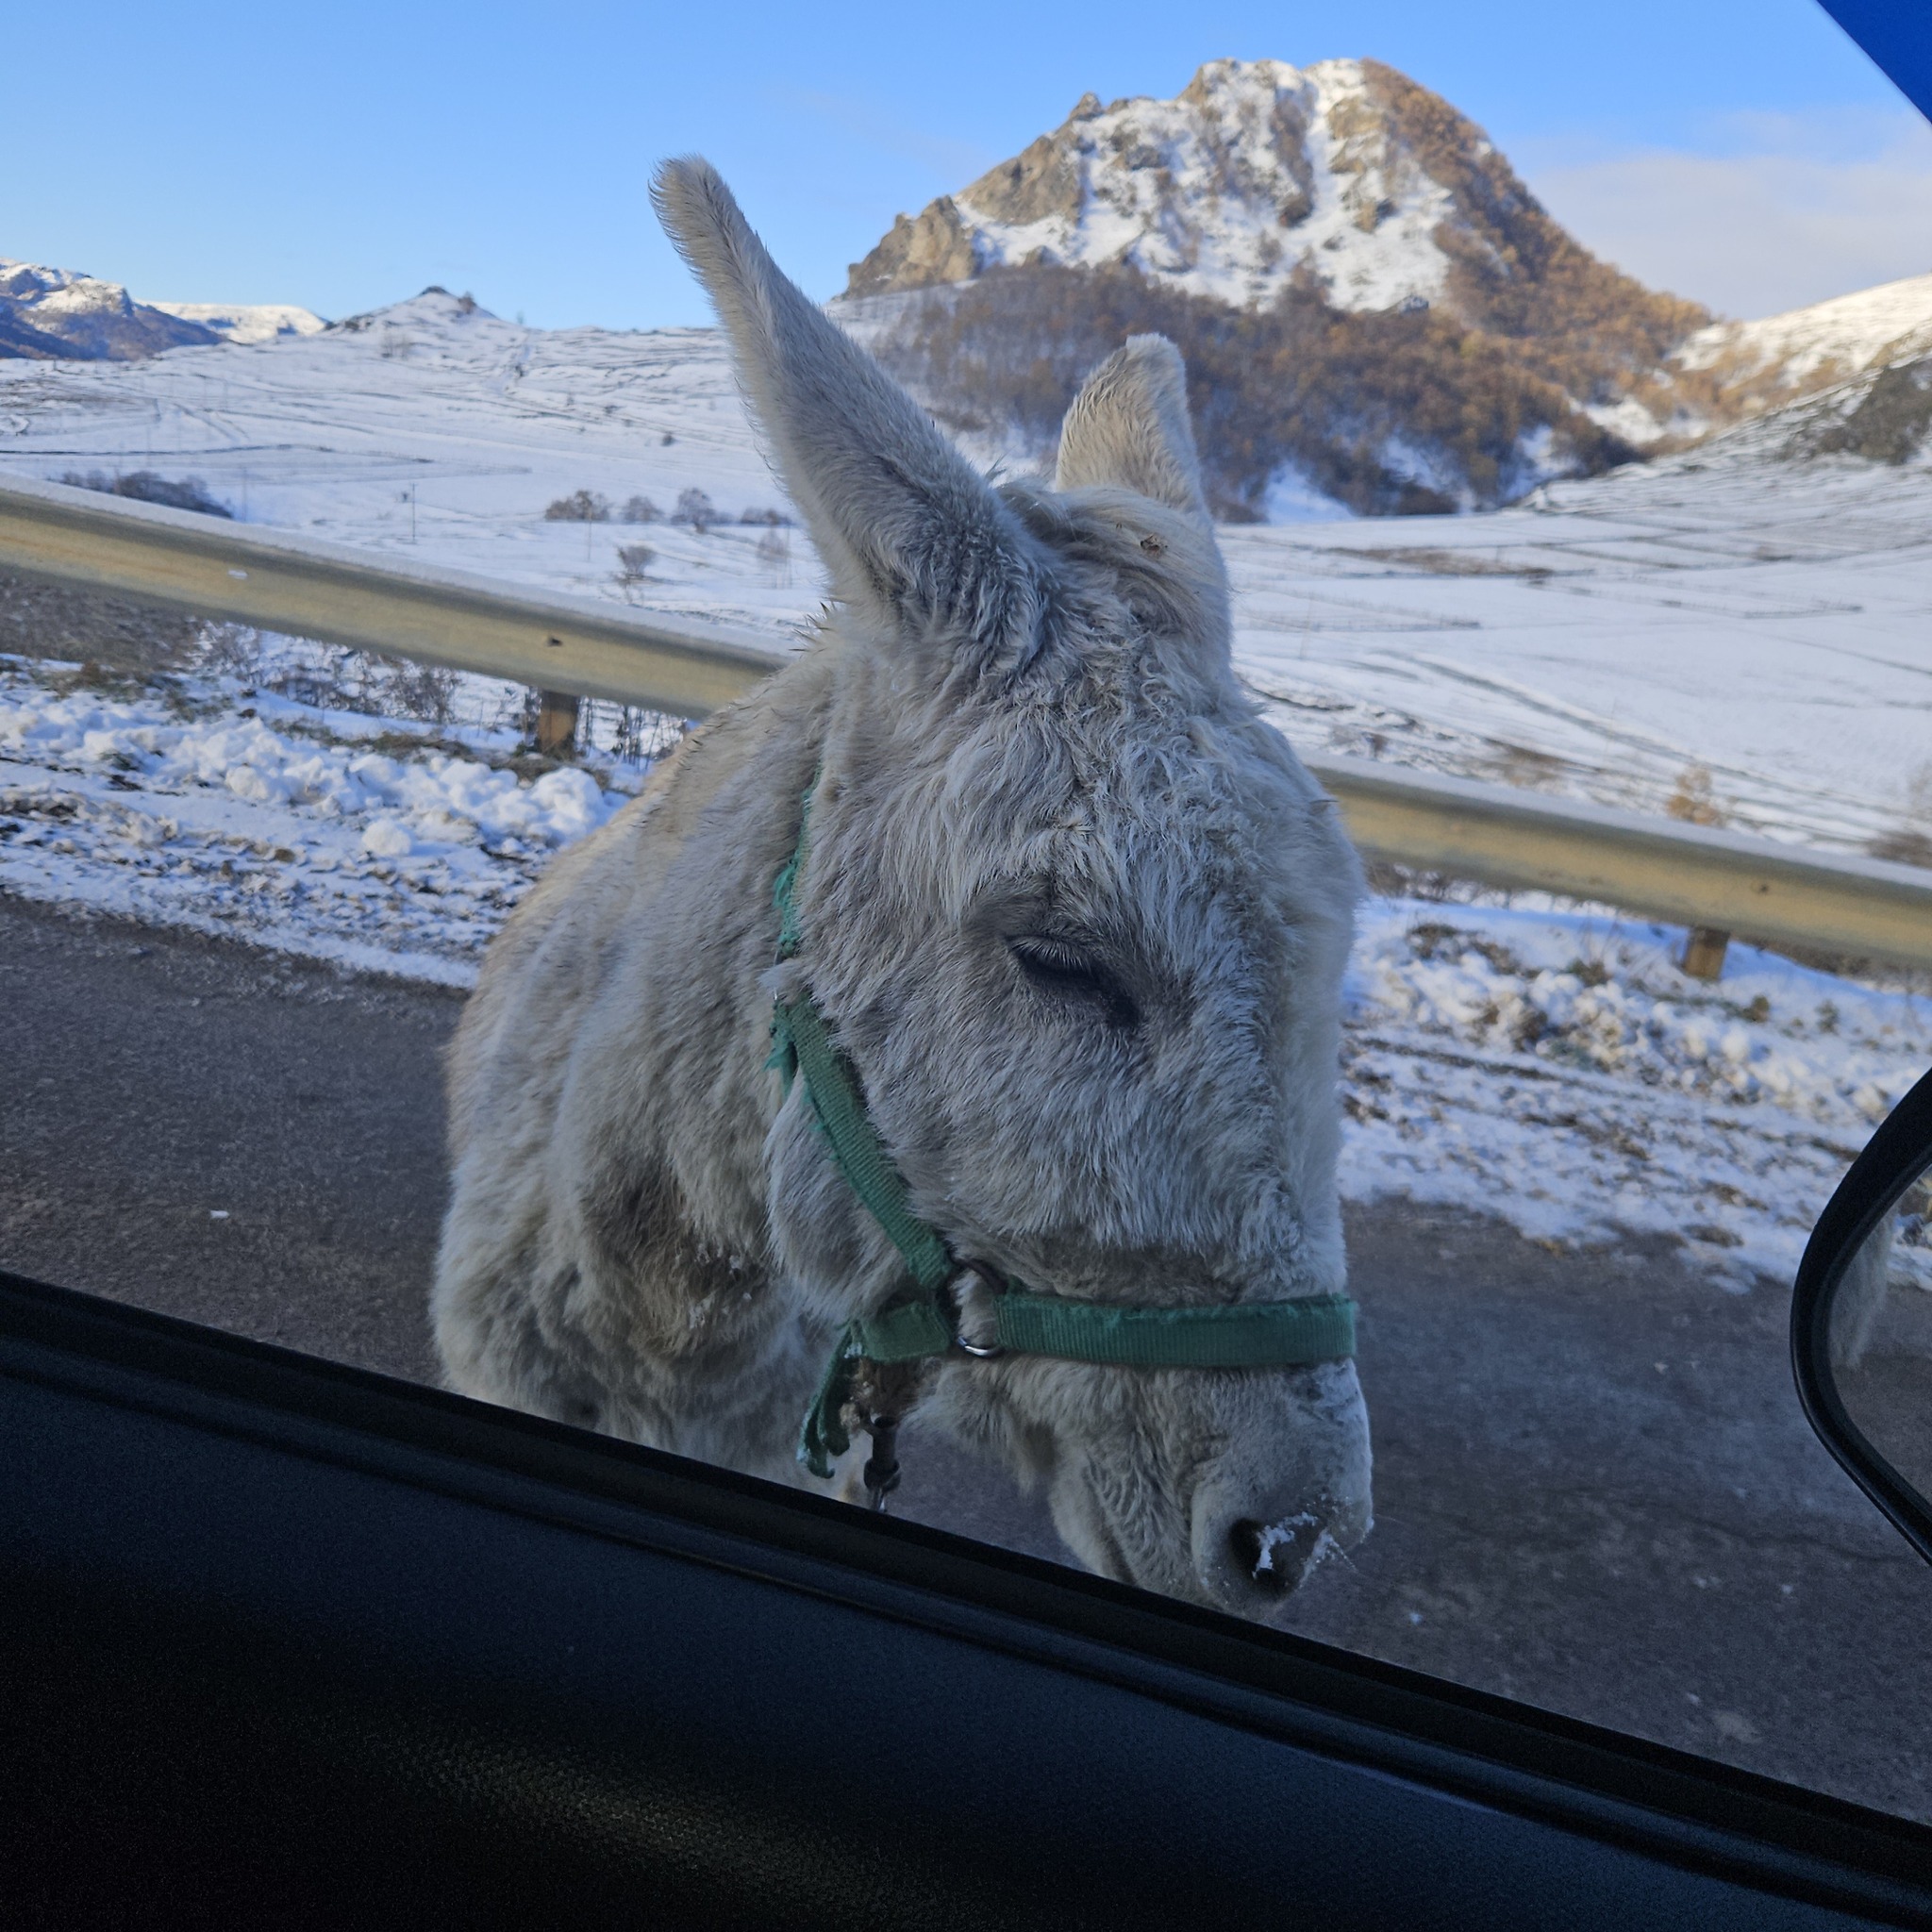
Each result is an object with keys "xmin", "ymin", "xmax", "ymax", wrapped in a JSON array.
[
  {"xmin": 845, "ymin": 58, "xmax": 1713, "ymax": 514},
  {"xmin": 847, "ymin": 58, "xmax": 1702, "ymax": 344},
  {"xmin": 0, "ymin": 258, "xmax": 325, "ymax": 359},
  {"xmin": 0, "ymin": 259, "xmax": 225, "ymax": 360},
  {"xmin": 844, "ymin": 58, "xmax": 1932, "ymax": 474}
]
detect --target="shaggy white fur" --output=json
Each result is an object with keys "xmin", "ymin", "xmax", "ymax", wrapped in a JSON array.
[{"xmin": 431, "ymin": 158, "xmax": 1371, "ymax": 1617}]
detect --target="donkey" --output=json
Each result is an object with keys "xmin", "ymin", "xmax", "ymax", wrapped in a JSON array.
[{"xmin": 432, "ymin": 158, "xmax": 1371, "ymax": 1618}]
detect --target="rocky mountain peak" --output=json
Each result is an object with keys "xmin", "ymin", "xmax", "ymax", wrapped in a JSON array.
[
  {"xmin": 0, "ymin": 258, "xmax": 224, "ymax": 360},
  {"xmin": 844, "ymin": 57, "xmax": 1686, "ymax": 343}
]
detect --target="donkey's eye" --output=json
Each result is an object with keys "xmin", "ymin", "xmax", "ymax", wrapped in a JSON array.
[{"xmin": 1007, "ymin": 935, "xmax": 1140, "ymax": 1029}]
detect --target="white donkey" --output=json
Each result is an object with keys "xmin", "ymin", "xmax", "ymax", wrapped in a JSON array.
[{"xmin": 433, "ymin": 159, "xmax": 1371, "ymax": 1617}]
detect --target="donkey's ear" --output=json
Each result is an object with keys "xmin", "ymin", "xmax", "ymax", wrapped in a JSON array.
[
  {"xmin": 1054, "ymin": 335, "xmax": 1208, "ymax": 520},
  {"xmin": 651, "ymin": 158, "xmax": 1043, "ymax": 666}
]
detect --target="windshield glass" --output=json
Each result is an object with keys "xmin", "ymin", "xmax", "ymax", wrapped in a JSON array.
[{"xmin": 3, "ymin": 0, "xmax": 1930, "ymax": 1827}]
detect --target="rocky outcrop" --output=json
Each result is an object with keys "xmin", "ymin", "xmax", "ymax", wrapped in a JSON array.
[{"xmin": 846, "ymin": 198, "xmax": 981, "ymax": 297}]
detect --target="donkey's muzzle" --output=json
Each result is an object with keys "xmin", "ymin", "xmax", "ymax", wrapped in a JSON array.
[{"xmin": 1218, "ymin": 1498, "xmax": 1370, "ymax": 1602}]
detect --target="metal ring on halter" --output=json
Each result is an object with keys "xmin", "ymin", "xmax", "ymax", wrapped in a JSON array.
[{"xmin": 948, "ymin": 1261, "xmax": 1006, "ymax": 1358}]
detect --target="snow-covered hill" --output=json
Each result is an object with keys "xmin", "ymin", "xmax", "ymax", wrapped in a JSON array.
[
  {"xmin": 0, "ymin": 258, "xmax": 325, "ymax": 359},
  {"xmin": 1669, "ymin": 272, "xmax": 1932, "ymax": 430},
  {"xmin": 0, "ymin": 291, "xmax": 812, "ymax": 631},
  {"xmin": 0, "ymin": 259, "xmax": 224, "ymax": 361},
  {"xmin": 847, "ymin": 58, "xmax": 1702, "ymax": 352},
  {"xmin": 149, "ymin": 300, "xmax": 327, "ymax": 346}
]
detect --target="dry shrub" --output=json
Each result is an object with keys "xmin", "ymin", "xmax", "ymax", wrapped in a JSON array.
[
  {"xmin": 1664, "ymin": 763, "xmax": 1725, "ymax": 827},
  {"xmin": 613, "ymin": 543, "xmax": 657, "ymax": 594},
  {"xmin": 60, "ymin": 470, "xmax": 232, "ymax": 518},
  {"xmin": 673, "ymin": 488, "xmax": 718, "ymax": 532},
  {"xmin": 544, "ymin": 490, "xmax": 610, "ymax": 523}
]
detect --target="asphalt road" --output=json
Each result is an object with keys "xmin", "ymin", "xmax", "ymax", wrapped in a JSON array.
[{"xmin": 3, "ymin": 892, "xmax": 1928, "ymax": 1823}]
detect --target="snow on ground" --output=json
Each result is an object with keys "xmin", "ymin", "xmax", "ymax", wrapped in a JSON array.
[
  {"xmin": 1224, "ymin": 448, "xmax": 1932, "ymax": 858},
  {"xmin": 1344, "ymin": 901, "xmax": 1927, "ymax": 1291},
  {"xmin": 0, "ymin": 648, "xmax": 1924, "ymax": 1288},
  {"xmin": 1, "ymin": 296, "xmax": 1928, "ymax": 1274},
  {"xmin": 0, "ymin": 654, "xmax": 636, "ymax": 985}
]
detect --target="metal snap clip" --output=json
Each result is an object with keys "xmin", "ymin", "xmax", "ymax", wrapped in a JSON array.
[{"xmin": 948, "ymin": 1261, "xmax": 1006, "ymax": 1358}]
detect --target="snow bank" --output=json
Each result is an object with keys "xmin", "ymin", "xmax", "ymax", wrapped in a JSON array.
[
  {"xmin": 0, "ymin": 661, "xmax": 631, "ymax": 982},
  {"xmin": 1344, "ymin": 901, "xmax": 1929, "ymax": 1288}
]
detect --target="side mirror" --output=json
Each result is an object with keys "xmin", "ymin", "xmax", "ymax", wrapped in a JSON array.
[{"xmin": 1792, "ymin": 1063, "xmax": 1932, "ymax": 1564}]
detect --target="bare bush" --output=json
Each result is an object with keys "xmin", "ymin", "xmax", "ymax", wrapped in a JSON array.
[
  {"xmin": 61, "ymin": 469, "xmax": 232, "ymax": 519},
  {"xmin": 544, "ymin": 490, "xmax": 611, "ymax": 523},
  {"xmin": 1664, "ymin": 763, "xmax": 1725, "ymax": 827},
  {"xmin": 614, "ymin": 542, "xmax": 657, "ymax": 594},
  {"xmin": 673, "ymin": 487, "xmax": 718, "ymax": 532},
  {"xmin": 739, "ymin": 505, "xmax": 791, "ymax": 525},
  {"xmin": 756, "ymin": 525, "xmax": 791, "ymax": 584},
  {"xmin": 374, "ymin": 655, "xmax": 460, "ymax": 724},
  {"xmin": 619, "ymin": 494, "xmax": 660, "ymax": 523}
]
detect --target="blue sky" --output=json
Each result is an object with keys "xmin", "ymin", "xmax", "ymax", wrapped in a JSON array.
[{"xmin": 1, "ymin": 0, "xmax": 1924, "ymax": 328}]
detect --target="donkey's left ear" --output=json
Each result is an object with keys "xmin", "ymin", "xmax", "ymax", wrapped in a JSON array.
[
  {"xmin": 1055, "ymin": 335, "xmax": 1208, "ymax": 521},
  {"xmin": 652, "ymin": 157, "xmax": 1045, "ymax": 675}
]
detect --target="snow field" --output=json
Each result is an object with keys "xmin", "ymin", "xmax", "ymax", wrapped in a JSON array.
[{"xmin": 5, "ymin": 291, "xmax": 1928, "ymax": 859}]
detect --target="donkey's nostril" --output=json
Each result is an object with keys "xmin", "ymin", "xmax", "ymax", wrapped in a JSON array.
[{"xmin": 1228, "ymin": 1518, "xmax": 1293, "ymax": 1595}]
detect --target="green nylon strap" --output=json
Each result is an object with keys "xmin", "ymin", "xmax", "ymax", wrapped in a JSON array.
[
  {"xmin": 770, "ymin": 994, "xmax": 955, "ymax": 1296},
  {"xmin": 991, "ymin": 1289, "xmax": 1355, "ymax": 1368},
  {"xmin": 771, "ymin": 784, "xmax": 1356, "ymax": 1481},
  {"xmin": 796, "ymin": 1289, "xmax": 1358, "ymax": 1478}
]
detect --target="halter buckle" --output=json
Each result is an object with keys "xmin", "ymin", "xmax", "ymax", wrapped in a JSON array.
[{"xmin": 948, "ymin": 1262, "xmax": 1006, "ymax": 1358}]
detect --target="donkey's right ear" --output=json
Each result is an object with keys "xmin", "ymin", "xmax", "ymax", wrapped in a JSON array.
[
  {"xmin": 651, "ymin": 158, "xmax": 1045, "ymax": 672},
  {"xmin": 1055, "ymin": 335, "xmax": 1208, "ymax": 521}
]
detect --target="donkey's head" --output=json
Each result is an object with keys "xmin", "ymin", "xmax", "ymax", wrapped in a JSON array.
[{"xmin": 654, "ymin": 160, "xmax": 1368, "ymax": 1618}]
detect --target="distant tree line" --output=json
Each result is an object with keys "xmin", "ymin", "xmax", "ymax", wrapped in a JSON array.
[{"xmin": 542, "ymin": 489, "xmax": 791, "ymax": 532}]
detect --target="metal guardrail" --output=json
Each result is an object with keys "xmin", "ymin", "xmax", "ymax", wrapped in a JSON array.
[
  {"xmin": 0, "ymin": 474, "xmax": 786, "ymax": 716},
  {"xmin": 1306, "ymin": 755, "xmax": 1932, "ymax": 972},
  {"xmin": 3, "ymin": 473, "xmax": 1929, "ymax": 971}
]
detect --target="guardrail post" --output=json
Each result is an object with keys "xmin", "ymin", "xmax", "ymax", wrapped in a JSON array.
[
  {"xmin": 1681, "ymin": 927, "xmax": 1730, "ymax": 981},
  {"xmin": 534, "ymin": 691, "xmax": 579, "ymax": 758}
]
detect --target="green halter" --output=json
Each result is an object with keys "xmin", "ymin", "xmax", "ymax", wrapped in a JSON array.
[{"xmin": 768, "ymin": 786, "xmax": 1357, "ymax": 1482}]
